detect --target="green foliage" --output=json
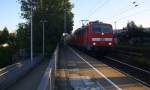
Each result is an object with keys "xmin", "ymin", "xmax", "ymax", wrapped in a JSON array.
[
  {"xmin": 16, "ymin": 23, "xmax": 29, "ymax": 49},
  {"xmin": 0, "ymin": 27, "xmax": 9, "ymax": 44},
  {"xmin": 18, "ymin": 0, "xmax": 74, "ymax": 53},
  {"xmin": 117, "ymin": 21, "xmax": 150, "ymax": 45},
  {"xmin": 0, "ymin": 27, "xmax": 17, "ymax": 67},
  {"xmin": 126, "ymin": 21, "xmax": 145, "ymax": 38},
  {"xmin": 132, "ymin": 56, "xmax": 149, "ymax": 67},
  {"xmin": 0, "ymin": 46, "xmax": 15, "ymax": 68},
  {"xmin": 9, "ymin": 33, "xmax": 17, "ymax": 47}
]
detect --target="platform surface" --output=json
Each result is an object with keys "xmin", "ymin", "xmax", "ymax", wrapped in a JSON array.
[{"xmin": 55, "ymin": 45, "xmax": 149, "ymax": 90}]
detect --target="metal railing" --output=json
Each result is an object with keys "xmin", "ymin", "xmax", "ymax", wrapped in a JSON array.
[
  {"xmin": 38, "ymin": 44, "xmax": 59, "ymax": 90},
  {"xmin": 0, "ymin": 55, "xmax": 43, "ymax": 90}
]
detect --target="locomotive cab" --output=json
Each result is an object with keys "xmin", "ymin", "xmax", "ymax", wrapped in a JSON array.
[
  {"xmin": 71, "ymin": 21, "xmax": 114, "ymax": 53},
  {"xmin": 87, "ymin": 21, "xmax": 114, "ymax": 51}
]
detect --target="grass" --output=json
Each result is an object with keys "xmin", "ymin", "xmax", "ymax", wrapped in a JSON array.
[
  {"xmin": 114, "ymin": 43, "xmax": 150, "ymax": 68},
  {"xmin": 115, "ymin": 43, "xmax": 150, "ymax": 52},
  {"xmin": 0, "ymin": 47, "xmax": 14, "ymax": 68},
  {"xmin": 131, "ymin": 56, "xmax": 150, "ymax": 68}
]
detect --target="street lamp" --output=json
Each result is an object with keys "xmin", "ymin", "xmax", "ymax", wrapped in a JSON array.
[
  {"xmin": 40, "ymin": 20, "xmax": 48, "ymax": 57},
  {"xmin": 28, "ymin": 0, "xmax": 37, "ymax": 64},
  {"xmin": 64, "ymin": 8, "xmax": 67, "ymax": 33},
  {"xmin": 114, "ymin": 21, "xmax": 117, "ymax": 34}
]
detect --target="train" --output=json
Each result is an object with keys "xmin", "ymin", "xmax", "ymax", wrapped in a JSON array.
[{"xmin": 69, "ymin": 21, "xmax": 114, "ymax": 52}]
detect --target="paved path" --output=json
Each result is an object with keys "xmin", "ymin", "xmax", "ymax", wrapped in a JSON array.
[
  {"xmin": 7, "ymin": 59, "xmax": 49, "ymax": 90},
  {"xmin": 56, "ymin": 45, "xmax": 149, "ymax": 90}
]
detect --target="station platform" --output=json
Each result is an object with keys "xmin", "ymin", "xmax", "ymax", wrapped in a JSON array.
[{"xmin": 55, "ymin": 45, "xmax": 149, "ymax": 90}]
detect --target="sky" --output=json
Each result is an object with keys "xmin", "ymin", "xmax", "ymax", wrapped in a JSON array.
[
  {"xmin": 0, "ymin": 0, "xmax": 24, "ymax": 32},
  {"xmin": 0, "ymin": 0, "xmax": 150, "ymax": 32},
  {"xmin": 71, "ymin": 0, "xmax": 150, "ymax": 30}
]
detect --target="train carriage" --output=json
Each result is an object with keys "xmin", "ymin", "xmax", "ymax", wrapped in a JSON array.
[{"xmin": 71, "ymin": 21, "xmax": 114, "ymax": 52}]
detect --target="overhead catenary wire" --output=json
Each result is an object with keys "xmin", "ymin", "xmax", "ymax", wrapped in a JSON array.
[
  {"xmin": 104, "ymin": 1, "xmax": 140, "ymax": 22},
  {"xmin": 110, "ymin": 8, "xmax": 150, "ymax": 30},
  {"xmin": 76, "ymin": 0, "xmax": 103, "ymax": 27},
  {"xmin": 108, "ymin": 7, "xmax": 135, "ymax": 21},
  {"xmin": 87, "ymin": 0, "xmax": 111, "ymax": 19},
  {"xmin": 113, "ymin": 1, "xmax": 148, "ymax": 22},
  {"xmin": 75, "ymin": 0, "xmax": 147, "ymax": 31},
  {"xmin": 87, "ymin": 0, "xmax": 104, "ymax": 15},
  {"xmin": 115, "ymin": 8, "xmax": 150, "ymax": 22},
  {"xmin": 107, "ymin": 1, "xmax": 147, "ymax": 30}
]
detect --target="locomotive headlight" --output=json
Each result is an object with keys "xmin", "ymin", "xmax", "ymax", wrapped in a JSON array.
[
  {"xmin": 108, "ymin": 42, "xmax": 112, "ymax": 45},
  {"xmin": 101, "ymin": 32, "xmax": 104, "ymax": 36},
  {"xmin": 93, "ymin": 42, "xmax": 96, "ymax": 46}
]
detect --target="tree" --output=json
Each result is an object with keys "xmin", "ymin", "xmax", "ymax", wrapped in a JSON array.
[
  {"xmin": 0, "ymin": 27, "xmax": 16, "ymax": 67},
  {"xmin": 8, "ymin": 33, "xmax": 17, "ymax": 47},
  {"xmin": 118, "ymin": 21, "xmax": 149, "ymax": 45},
  {"xmin": 0, "ymin": 27, "xmax": 9, "ymax": 44},
  {"xmin": 16, "ymin": 23, "xmax": 29, "ymax": 49},
  {"xmin": 0, "ymin": 31, "xmax": 2, "ymax": 44},
  {"xmin": 18, "ymin": 0, "xmax": 74, "ymax": 53}
]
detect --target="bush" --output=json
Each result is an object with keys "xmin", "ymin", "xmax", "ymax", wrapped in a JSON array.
[{"xmin": 0, "ymin": 47, "xmax": 14, "ymax": 68}]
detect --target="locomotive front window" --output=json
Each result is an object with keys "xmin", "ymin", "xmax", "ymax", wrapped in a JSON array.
[
  {"xmin": 92, "ymin": 26, "xmax": 101, "ymax": 32},
  {"xmin": 101, "ymin": 27, "xmax": 112, "ymax": 33},
  {"xmin": 92, "ymin": 25, "xmax": 112, "ymax": 33}
]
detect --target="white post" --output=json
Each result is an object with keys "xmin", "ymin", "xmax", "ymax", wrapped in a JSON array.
[
  {"xmin": 40, "ymin": 20, "xmax": 47, "ymax": 57},
  {"xmin": 114, "ymin": 21, "xmax": 117, "ymax": 34},
  {"xmin": 42, "ymin": 22, "xmax": 45, "ymax": 57},
  {"xmin": 114, "ymin": 21, "xmax": 116, "ymax": 30},
  {"xmin": 64, "ymin": 9, "xmax": 67, "ymax": 33},
  {"xmin": 31, "ymin": 7, "xmax": 33, "ymax": 64}
]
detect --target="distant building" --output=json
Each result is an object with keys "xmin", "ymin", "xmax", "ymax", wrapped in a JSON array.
[
  {"xmin": 144, "ymin": 28, "xmax": 150, "ymax": 32},
  {"xmin": 113, "ymin": 29, "xmax": 124, "ymax": 34},
  {"xmin": 113, "ymin": 27, "xmax": 150, "ymax": 34},
  {"xmin": 114, "ymin": 27, "xmax": 150, "ymax": 44}
]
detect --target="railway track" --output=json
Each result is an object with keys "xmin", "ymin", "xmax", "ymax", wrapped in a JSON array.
[
  {"xmin": 114, "ymin": 48, "xmax": 150, "ymax": 60},
  {"xmin": 73, "ymin": 46, "xmax": 150, "ymax": 87},
  {"xmin": 81, "ymin": 48, "xmax": 150, "ymax": 87},
  {"xmin": 97, "ymin": 56, "xmax": 150, "ymax": 87},
  {"xmin": 110, "ymin": 49, "xmax": 150, "ymax": 71}
]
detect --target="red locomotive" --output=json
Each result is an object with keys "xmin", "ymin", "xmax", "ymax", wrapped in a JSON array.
[{"xmin": 71, "ymin": 21, "xmax": 114, "ymax": 51}]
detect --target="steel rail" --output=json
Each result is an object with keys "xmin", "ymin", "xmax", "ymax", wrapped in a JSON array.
[
  {"xmin": 104, "ymin": 56, "xmax": 150, "ymax": 87},
  {"xmin": 105, "ymin": 56, "xmax": 150, "ymax": 74}
]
